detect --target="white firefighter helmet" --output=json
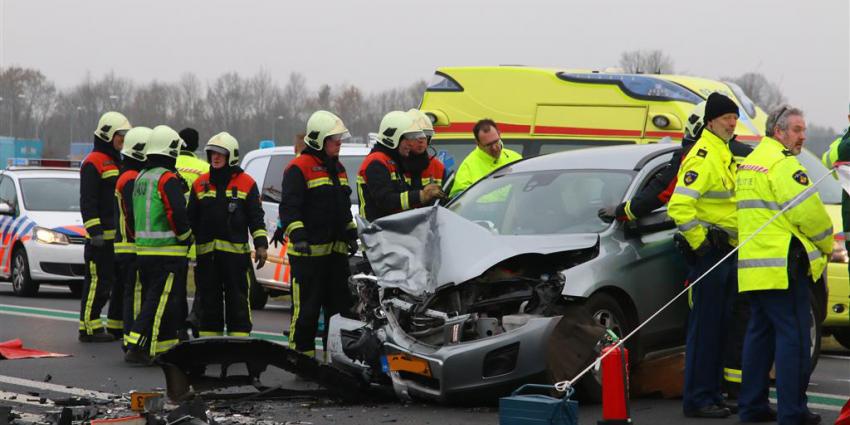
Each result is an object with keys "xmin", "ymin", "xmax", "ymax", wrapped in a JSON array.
[
  {"xmin": 93, "ymin": 111, "xmax": 132, "ymax": 142},
  {"xmin": 205, "ymin": 131, "xmax": 241, "ymax": 166},
  {"xmin": 303, "ymin": 110, "xmax": 350, "ymax": 150},
  {"xmin": 121, "ymin": 127, "xmax": 152, "ymax": 162}
]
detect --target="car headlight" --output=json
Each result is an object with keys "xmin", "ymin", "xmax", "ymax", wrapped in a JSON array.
[
  {"xmin": 33, "ymin": 227, "xmax": 70, "ymax": 245},
  {"xmin": 830, "ymin": 233, "xmax": 848, "ymax": 263}
]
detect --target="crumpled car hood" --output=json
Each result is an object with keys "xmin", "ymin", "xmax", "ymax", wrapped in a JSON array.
[{"xmin": 357, "ymin": 206, "xmax": 599, "ymax": 296}]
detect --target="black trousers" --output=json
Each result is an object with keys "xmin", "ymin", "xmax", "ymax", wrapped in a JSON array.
[
  {"xmin": 196, "ymin": 251, "xmax": 253, "ymax": 336},
  {"xmin": 117, "ymin": 254, "xmax": 141, "ymax": 348},
  {"xmin": 288, "ymin": 254, "xmax": 352, "ymax": 354},
  {"xmin": 126, "ymin": 256, "xmax": 187, "ymax": 357},
  {"xmin": 79, "ymin": 241, "xmax": 115, "ymax": 335}
]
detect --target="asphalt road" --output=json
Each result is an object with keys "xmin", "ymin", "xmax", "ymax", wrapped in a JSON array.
[{"xmin": 0, "ymin": 282, "xmax": 847, "ymax": 424}]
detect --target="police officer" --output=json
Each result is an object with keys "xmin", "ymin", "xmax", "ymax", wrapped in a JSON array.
[
  {"xmin": 79, "ymin": 111, "xmax": 131, "ymax": 342},
  {"xmin": 273, "ymin": 111, "xmax": 356, "ymax": 356},
  {"xmin": 114, "ymin": 127, "xmax": 151, "ymax": 349},
  {"xmin": 668, "ymin": 93, "xmax": 740, "ymax": 418},
  {"xmin": 358, "ymin": 110, "xmax": 444, "ymax": 222},
  {"xmin": 125, "ymin": 125, "xmax": 193, "ymax": 364},
  {"xmin": 404, "ymin": 109, "xmax": 447, "ymax": 191},
  {"xmin": 188, "ymin": 132, "xmax": 267, "ymax": 337},
  {"xmin": 737, "ymin": 105, "xmax": 831, "ymax": 424}
]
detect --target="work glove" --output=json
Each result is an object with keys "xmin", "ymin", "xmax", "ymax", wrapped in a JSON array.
[
  {"xmin": 347, "ymin": 239, "xmax": 359, "ymax": 257},
  {"xmin": 89, "ymin": 234, "xmax": 105, "ymax": 248},
  {"xmin": 597, "ymin": 206, "xmax": 617, "ymax": 223},
  {"xmin": 271, "ymin": 227, "xmax": 285, "ymax": 247},
  {"xmin": 292, "ymin": 240, "xmax": 311, "ymax": 255},
  {"xmin": 420, "ymin": 183, "xmax": 446, "ymax": 204},
  {"xmin": 254, "ymin": 247, "xmax": 268, "ymax": 269}
]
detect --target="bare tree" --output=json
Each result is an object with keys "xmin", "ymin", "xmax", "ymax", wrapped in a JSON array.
[
  {"xmin": 619, "ymin": 49, "xmax": 675, "ymax": 74},
  {"xmin": 723, "ymin": 72, "xmax": 786, "ymax": 113}
]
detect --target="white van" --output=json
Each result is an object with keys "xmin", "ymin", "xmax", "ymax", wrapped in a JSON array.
[{"xmin": 240, "ymin": 144, "xmax": 371, "ymax": 306}]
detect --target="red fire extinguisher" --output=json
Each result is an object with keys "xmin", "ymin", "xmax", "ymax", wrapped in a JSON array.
[{"xmin": 599, "ymin": 336, "xmax": 631, "ymax": 424}]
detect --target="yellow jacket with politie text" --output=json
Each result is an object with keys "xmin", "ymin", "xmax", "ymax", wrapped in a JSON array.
[
  {"xmin": 737, "ymin": 137, "xmax": 833, "ymax": 291},
  {"xmin": 668, "ymin": 130, "xmax": 738, "ymax": 250}
]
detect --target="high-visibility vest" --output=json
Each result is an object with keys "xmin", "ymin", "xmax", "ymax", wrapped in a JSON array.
[
  {"xmin": 668, "ymin": 130, "xmax": 738, "ymax": 250},
  {"xmin": 133, "ymin": 168, "xmax": 187, "ymax": 257},
  {"xmin": 449, "ymin": 146, "xmax": 521, "ymax": 197},
  {"xmin": 737, "ymin": 137, "xmax": 833, "ymax": 292},
  {"xmin": 176, "ymin": 152, "xmax": 210, "ymax": 191}
]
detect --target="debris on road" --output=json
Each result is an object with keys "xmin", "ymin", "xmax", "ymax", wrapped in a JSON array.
[{"xmin": 0, "ymin": 340, "xmax": 70, "ymax": 360}]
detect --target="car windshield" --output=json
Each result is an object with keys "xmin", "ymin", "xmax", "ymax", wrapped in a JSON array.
[
  {"xmin": 448, "ymin": 169, "xmax": 634, "ymax": 235},
  {"xmin": 20, "ymin": 178, "xmax": 81, "ymax": 212}
]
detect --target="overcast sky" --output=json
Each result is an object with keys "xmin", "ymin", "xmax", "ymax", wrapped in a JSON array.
[{"xmin": 2, "ymin": 0, "xmax": 848, "ymax": 129}]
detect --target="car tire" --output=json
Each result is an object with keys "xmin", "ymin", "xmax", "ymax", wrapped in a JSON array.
[
  {"xmin": 68, "ymin": 282, "xmax": 83, "ymax": 299},
  {"xmin": 577, "ymin": 292, "xmax": 635, "ymax": 403},
  {"xmin": 808, "ymin": 293, "xmax": 822, "ymax": 374},
  {"xmin": 11, "ymin": 248, "xmax": 38, "ymax": 297},
  {"xmin": 832, "ymin": 328, "xmax": 850, "ymax": 350},
  {"xmin": 251, "ymin": 282, "xmax": 269, "ymax": 310}
]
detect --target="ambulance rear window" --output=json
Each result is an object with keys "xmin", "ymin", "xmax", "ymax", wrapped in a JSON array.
[{"xmin": 557, "ymin": 73, "xmax": 702, "ymax": 104}]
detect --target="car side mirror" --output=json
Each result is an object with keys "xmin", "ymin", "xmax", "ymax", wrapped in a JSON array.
[
  {"xmin": 0, "ymin": 201, "xmax": 13, "ymax": 215},
  {"xmin": 626, "ymin": 209, "xmax": 675, "ymax": 235}
]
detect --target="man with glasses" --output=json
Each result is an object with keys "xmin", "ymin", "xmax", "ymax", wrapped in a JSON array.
[
  {"xmin": 736, "ymin": 105, "xmax": 831, "ymax": 424},
  {"xmin": 449, "ymin": 118, "xmax": 522, "ymax": 197},
  {"xmin": 669, "ymin": 92, "xmax": 741, "ymax": 418},
  {"xmin": 79, "ymin": 111, "xmax": 131, "ymax": 343}
]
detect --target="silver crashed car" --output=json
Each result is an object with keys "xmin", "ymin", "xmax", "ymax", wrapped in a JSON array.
[{"xmin": 327, "ymin": 144, "xmax": 690, "ymax": 402}]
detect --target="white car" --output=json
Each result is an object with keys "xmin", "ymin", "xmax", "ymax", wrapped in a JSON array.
[
  {"xmin": 241, "ymin": 144, "xmax": 370, "ymax": 306},
  {"xmin": 0, "ymin": 165, "xmax": 86, "ymax": 297}
]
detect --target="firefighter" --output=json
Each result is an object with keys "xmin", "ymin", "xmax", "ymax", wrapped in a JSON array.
[
  {"xmin": 358, "ymin": 110, "xmax": 445, "ymax": 222},
  {"xmin": 737, "ymin": 105, "xmax": 831, "ymax": 425},
  {"xmin": 188, "ymin": 132, "xmax": 268, "ymax": 337},
  {"xmin": 272, "ymin": 110, "xmax": 356, "ymax": 356},
  {"xmin": 114, "ymin": 126, "xmax": 151, "ymax": 350},
  {"xmin": 124, "ymin": 125, "xmax": 193, "ymax": 364},
  {"xmin": 79, "ymin": 111, "xmax": 131, "ymax": 342},
  {"xmin": 668, "ymin": 93, "xmax": 740, "ymax": 419},
  {"xmin": 175, "ymin": 127, "xmax": 210, "ymax": 337},
  {"xmin": 404, "ymin": 109, "xmax": 447, "ymax": 191}
]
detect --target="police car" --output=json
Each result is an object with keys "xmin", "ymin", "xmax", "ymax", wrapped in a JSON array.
[
  {"xmin": 0, "ymin": 160, "xmax": 86, "ymax": 297},
  {"xmin": 241, "ymin": 144, "xmax": 370, "ymax": 307}
]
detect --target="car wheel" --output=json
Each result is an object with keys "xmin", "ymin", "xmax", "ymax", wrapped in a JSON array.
[
  {"xmin": 68, "ymin": 282, "xmax": 83, "ymax": 299},
  {"xmin": 11, "ymin": 248, "xmax": 38, "ymax": 297},
  {"xmin": 577, "ymin": 292, "xmax": 634, "ymax": 403},
  {"xmin": 808, "ymin": 294, "xmax": 822, "ymax": 374},
  {"xmin": 251, "ymin": 282, "xmax": 269, "ymax": 310},
  {"xmin": 832, "ymin": 328, "xmax": 850, "ymax": 350}
]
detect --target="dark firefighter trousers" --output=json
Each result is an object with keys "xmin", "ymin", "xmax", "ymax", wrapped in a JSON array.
[
  {"xmin": 117, "ymin": 254, "xmax": 141, "ymax": 350},
  {"xmin": 288, "ymin": 253, "xmax": 353, "ymax": 355},
  {"xmin": 125, "ymin": 256, "xmax": 187, "ymax": 357},
  {"xmin": 196, "ymin": 251, "xmax": 253, "ymax": 336},
  {"xmin": 79, "ymin": 241, "xmax": 116, "ymax": 335}
]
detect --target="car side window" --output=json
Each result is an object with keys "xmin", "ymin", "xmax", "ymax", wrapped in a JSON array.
[
  {"xmin": 261, "ymin": 154, "xmax": 294, "ymax": 203},
  {"xmin": 0, "ymin": 176, "xmax": 18, "ymax": 215}
]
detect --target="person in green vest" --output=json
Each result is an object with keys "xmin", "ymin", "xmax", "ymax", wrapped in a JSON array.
[
  {"xmin": 736, "ymin": 105, "xmax": 832, "ymax": 424},
  {"xmin": 175, "ymin": 127, "xmax": 210, "ymax": 337},
  {"xmin": 124, "ymin": 125, "xmax": 194, "ymax": 365},
  {"xmin": 448, "ymin": 119, "xmax": 522, "ymax": 197}
]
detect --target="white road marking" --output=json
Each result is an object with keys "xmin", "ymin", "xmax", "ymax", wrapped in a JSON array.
[{"xmin": 0, "ymin": 375, "xmax": 117, "ymax": 401}]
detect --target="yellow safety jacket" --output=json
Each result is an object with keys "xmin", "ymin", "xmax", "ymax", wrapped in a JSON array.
[
  {"xmin": 449, "ymin": 146, "xmax": 521, "ymax": 197},
  {"xmin": 668, "ymin": 130, "xmax": 738, "ymax": 250},
  {"xmin": 737, "ymin": 137, "xmax": 833, "ymax": 292},
  {"xmin": 176, "ymin": 152, "xmax": 210, "ymax": 190}
]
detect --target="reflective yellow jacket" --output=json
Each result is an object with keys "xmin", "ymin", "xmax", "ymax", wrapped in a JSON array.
[
  {"xmin": 449, "ymin": 146, "xmax": 521, "ymax": 197},
  {"xmin": 737, "ymin": 137, "xmax": 833, "ymax": 292},
  {"xmin": 176, "ymin": 152, "xmax": 210, "ymax": 191},
  {"xmin": 668, "ymin": 130, "xmax": 738, "ymax": 250}
]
